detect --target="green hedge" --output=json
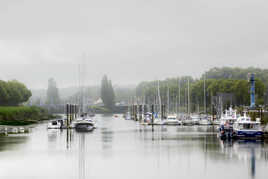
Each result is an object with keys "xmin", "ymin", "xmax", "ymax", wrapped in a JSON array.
[{"xmin": 0, "ymin": 106, "xmax": 52, "ymax": 126}]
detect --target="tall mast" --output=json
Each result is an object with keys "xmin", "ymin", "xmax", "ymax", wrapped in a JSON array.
[
  {"xmin": 187, "ymin": 78, "xmax": 190, "ymax": 115},
  {"xmin": 167, "ymin": 87, "xmax": 169, "ymax": 115},
  {"xmin": 157, "ymin": 80, "xmax": 162, "ymax": 115},
  {"xmin": 176, "ymin": 95, "xmax": 178, "ymax": 115},
  {"xmin": 204, "ymin": 74, "xmax": 206, "ymax": 114},
  {"xmin": 178, "ymin": 78, "xmax": 181, "ymax": 114}
]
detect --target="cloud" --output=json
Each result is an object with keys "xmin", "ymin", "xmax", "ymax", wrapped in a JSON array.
[{"xmin": 0, "ymin": 0, "xmax": 268, "ymax": 88}]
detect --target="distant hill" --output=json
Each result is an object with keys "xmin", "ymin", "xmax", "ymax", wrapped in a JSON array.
[{"xmin": 204, "ymin": 67, "xmax": 268, "ymax": 86}]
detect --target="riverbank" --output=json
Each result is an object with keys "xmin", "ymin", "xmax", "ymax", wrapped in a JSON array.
[
  {"xmin": 0, "ymin": 106, "xmax": 56, "ymax": 126},
  {"xmin": 91, "ymin": 106, "xmax": 127, "ymax": 114}
]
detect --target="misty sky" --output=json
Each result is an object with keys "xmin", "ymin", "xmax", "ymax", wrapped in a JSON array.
[{"xmin": 0, "ymin": 0, "xmax": 268, "ymax": 89}]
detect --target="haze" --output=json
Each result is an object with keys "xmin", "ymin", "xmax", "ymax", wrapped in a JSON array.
[{"xmin": 1, "ymin": 0, "xmax": 268, "ymax": 89}]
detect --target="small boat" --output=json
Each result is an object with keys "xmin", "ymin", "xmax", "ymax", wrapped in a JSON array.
[
  {"xmin": 199, "ymin": 116, "xmax": 212, "ymax": 125},
  {"xmin": 47, "ymin": 120, "xmax": 63, "ymax": 129},
  {"xmin": 212, "ymin": 119, "xmax": 221, "ymax": 125},
  {"xmin": 125, "ymin": 112, "xmax": 131, "ymax": 120},
  {"xmin": 181, "ymin": 115, "xmax": 194, "ymax": 126},
  {"xmin": 72, "ymin": 113, "xmax": 96, "ymax": 132},
  {"xmin": 8, "ymin": 128, "xmax": 18, "ymax": 134},
  {"xmin": 233, "ymin": 113, "xmax": 263, "ymax": 139},
  {"xmin": 191, "ymin": 115, "xmax": 201, "ymax": 125},
  {"xmin": 19, "ymin": 127, "xmax": 25, "ymax": 133},
  {"xmin": 163, "ymin": 115, "xmax": 182, "ymax": 125}
]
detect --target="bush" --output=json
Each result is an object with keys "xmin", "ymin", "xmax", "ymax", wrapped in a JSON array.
[{"xmin": 0, "ymin": 106, "xmax": 51, "ymax": 125}]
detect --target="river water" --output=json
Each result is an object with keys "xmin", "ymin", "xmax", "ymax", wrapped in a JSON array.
[{"xmin": 0, "ymin": 115, "xmax": 268, "ymax": 179}]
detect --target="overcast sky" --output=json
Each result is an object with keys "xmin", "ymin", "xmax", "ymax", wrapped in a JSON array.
[{"xmin": 1, "ymin": 0, "xmax": 268, "ymax": 89}]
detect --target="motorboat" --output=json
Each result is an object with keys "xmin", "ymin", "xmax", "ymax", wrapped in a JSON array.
[
  {"xmin": 220, "ymin": 107, "xmax": 238, "ymax": 126},
  {"xmin": 182, "ymin": 116, "xmax": 194, "ymax": 126},
  {"xmin": 19, "ymin": 127, "xmax": 25, "ymax": 133},
  {"xmin": 232, "ymin": 113, "xmax": 263, "ymax": 139},
  {"xmin": 191, "ymin": 115, "xmax": 201, "ymax": 125},
  {"xmin": 218, "ymin": 107, "xmax": 238, "ymax": 139},
  {"xmin": 125, "ymin": 112, "xmax": 131, "ymax": 120},
  {"xmin": 199, "ymin": 116, "xmax": 212, "ymax": 125},
  {"xmin": 72, "ymin": 113, "xmax": 96, "ymax": 132},
  {"xmin": 163, "ymin": 115, "xmax": 182, "ymax": 125},
  {"xmin": 47, "ymin": 120, "xmax": 63, "ymax": 129},
  {"xmin": 212, "ymin": 119, "xmax": 221, "ymax": 125}
]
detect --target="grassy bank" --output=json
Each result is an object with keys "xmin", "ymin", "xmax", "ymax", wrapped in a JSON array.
[
  {"xmin": 0, "ymin": 106, "xmax": 55, "ymax": 126},
  {"xmin": 91, "ymin": 106, "xmax": 127, "ymax": 114}
]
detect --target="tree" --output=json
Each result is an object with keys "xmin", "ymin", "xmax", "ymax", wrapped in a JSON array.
[
  {"xmin": 46, "ymin": 78, "xmax": 60, "ymax": 105},
  {"xmin": 0, "ymin": 80, "xmax": 32, "ymax": 106},
  {"xmin": 101, "ymin": 75, "xmax": 115, "ymax": 109}
]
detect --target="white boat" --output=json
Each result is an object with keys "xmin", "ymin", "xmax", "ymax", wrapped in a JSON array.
[
  {"xmin": 10, "ymin": 128, "xmax": 18, "ymax": 134},
  {"xmin": 233, "ymin": 113, "xmax": 263, "ymax": 139},
  {"xmin": 125, "ymin": 112, "xmax": 131, "ymax": 120},
  {"xmin": 47, "ymin": 120, "xmax": 63, "ymax": 129},
  {"xmin": 72, "ymin": 113, "xmax": 96, "ymax": 132},
  {"xmin": 219, "ymin": 107, "xmax": 238, "ymax": 126},
  {"xmin": 19, "ymin": 127, "xmax": 25, "ymax": 133},
  {"xmin": 212, "ymin": 119, "xmax": 221, "ymax": 125},
  {"xmin": 199, "ymin": 116, "xmax": 212, "ymax": 125},
  {"xmin": 163, "ymin": 115, "xmax": 182, "ymax": 125},
  {"xmin": 191, "ymin": 115, "xmax": 201, "ymax": 125},
  {"xmin": 182, "ymin": 115, "xmax": 194, "ymax": 125}
]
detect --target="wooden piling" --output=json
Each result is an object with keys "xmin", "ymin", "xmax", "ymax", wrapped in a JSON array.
[
  {"xmin": 151, "ymin": 105, "xmax": 154, "ymax": 131},
  {"xmin": 66, "ymin": 104, "xmax": 69, "ymax": 128},
  {"xmin": 139, "ymin": 105, "xmax": 142, "ymax": 122}
]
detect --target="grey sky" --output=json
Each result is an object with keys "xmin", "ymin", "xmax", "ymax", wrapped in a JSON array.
[{"xmin": 0, "ymin": 0, "xmax": 268, "ymax": 89}]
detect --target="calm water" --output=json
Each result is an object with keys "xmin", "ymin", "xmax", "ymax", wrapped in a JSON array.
[{"xmin": 0, "ymin": 115, "xmax": 268, "ymax": 179}]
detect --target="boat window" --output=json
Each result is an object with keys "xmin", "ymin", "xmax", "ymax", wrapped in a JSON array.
[
  {"xmin": 52, "ymin": 121, "xmax": 58, "ymax": 125},
  {"xmin": 241, "ymin": 123, "xmax": 259, "ymax": 130}
]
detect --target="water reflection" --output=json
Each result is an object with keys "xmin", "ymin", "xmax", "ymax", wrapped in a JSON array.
[
  {"xmin": 0, "ymin": 135, "xmax": 29, "ymax": 151},
  {"xmin": 78, "ymin": 133, "xmax": 85, "ymax": 179},
  {"xmin": 1, "ymin": 116, "xmax": 268, "ymax": 179},
  {"xmin": 219, "ymin": 140, "xmax": 266, "ymax": 178}
]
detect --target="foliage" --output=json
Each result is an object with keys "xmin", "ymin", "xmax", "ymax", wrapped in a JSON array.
[
  {"xmin": 46, "ymin": 78, "xmax": 60, "ymax": 105},
  {"xmin": 0, "ymin": 106, "xmax": 51, "ymax": 125},
  {"xmin": 0, "ymin": 80, "xmax": 32, "ymax": 106},
  {"xmin": 101, "ymin": 75, "xmax": 115, "ymax": 109},
  {"xmin": 136, "ymin": 76, "xmax": 266, "ymax": 112}
]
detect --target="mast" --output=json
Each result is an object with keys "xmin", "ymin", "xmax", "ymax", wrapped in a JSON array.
[
  {"xmin": 157, "ymin": 80, "xmax": 162, "ymax": 116},
  {"xmin": 167, "ymin": 87, "xmax": 169, "ymax": 115},
  {"xmin": 188, "ymin": 78, "xmax": 190, "ymax": 115},
  {"xmin": 178, "ymin": 78, "xmax": 181, "ymax": 114},
  {"xmin": 204, "ymin": 74, "xmax": 206, "ymax": 114},
  {"xmin": 176, "ymin": 95, "xmax": 178, "ymax": 115}
]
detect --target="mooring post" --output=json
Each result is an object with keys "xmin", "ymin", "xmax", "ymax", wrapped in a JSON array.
[
  {"xmin": 71, "ymin": 104, "xmax": 74, "ymax": 123},
  {"xmin": 66, "ymin": 104, "xmax": 69, "ymax": 128},
  {"xmin": 131, "ymin": 105, "xmax": 133, "ymax": 120},
  {"xmin": 69, "ymin": 104, "xmax": 72, "ymax": 123},
  {"xmin": 151, "ymin": 104, "xmax": 154, "ymax": 131},
  {"xmin": 161, "ymin": 104, "xmax": 164, "ymax": 120},
  {"xmin": 69, "ymin": 104, "xmax": 71, "ymax": 127},
  {"xmin": 75, "ymin": 104, "xmax": 77, "ymax": 119},
  {"xmin": 139, "ymin": 105, "xmax": 142, "ymax": 122},
  {"xmin": 134, "ymin": 105, "xmax": 137, "ymax": 121}
]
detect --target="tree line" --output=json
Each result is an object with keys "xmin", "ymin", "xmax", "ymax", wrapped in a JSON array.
[
  {"xmin": 0, "ymin": 80, "xmax": 32, "ymax": 106},
  {"xmin": 136, "ymin": 67, "xmax": 267, "ymax": 112}
]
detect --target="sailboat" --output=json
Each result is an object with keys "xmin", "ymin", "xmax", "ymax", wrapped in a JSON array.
[
  {"xmin": 72, "ymin": 55, "xmax": 96, "ymax": 132},
  {"xmin": 163, "ymin": 87, "xmax": 181, "ymax": 125},
  {"xmin": 182, "ymin": 78, "xmax": 194, "ymax": 125},
  {"xmin": 153, "ymin": 80, "xmax": 164, "ymax": 125},
  {"xmin": 199, "ymin": 75, "xmax": 211, "ymax": 125}
]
